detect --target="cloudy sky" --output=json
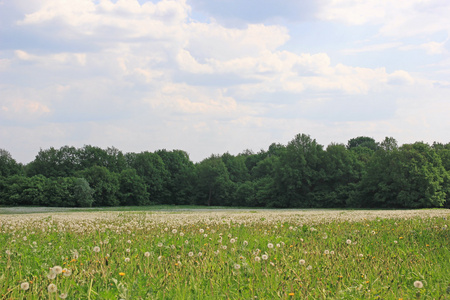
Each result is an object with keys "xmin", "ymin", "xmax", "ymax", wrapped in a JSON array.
[{"xmin": 1, "ymin": 0, "xmax": 450, "ymax": 163}]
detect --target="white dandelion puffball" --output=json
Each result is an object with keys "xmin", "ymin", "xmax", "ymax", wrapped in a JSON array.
[
  {"xmin": 306, "ymin": 265, "xmax": 312, "ymax": 270},
  {"xmin": 299, "ymin": 259, "xmax": 306, "ymax": 265},
  {"xmin": 63, "ymin": 269, "xmax": 72, "ymax": 277},
  {"xmin": 268, "ymin": 243, "xmax": 274, "ymax": 249},
  {"xmin": 93, "ymin": 246, "xmax": 100, "ymax": 253},
  {"xmin": 414, "ymin": 281, "xmax": 424, "ymax": 288},
  {"xmin": 124, "ymin": 257, "xmax": 130, "ymax": 262},
  {"xmin": 48, "ymin": 283, "xmax": 57, "ymax": 293},
  {"xmin": 234, "ymin": 264, "xmax": 241, "ymax": 270},
  {"xmin": 188, "ymin": 252, "xmax": 194, "ymax": 257},
  {"xmin": 172, "ymin": 229, "xmax": 177, "ymax": 234},
  {"xmin": 262, "ymin": 254, "xmax": 268, "ymax": 260},
  {"xmin": 346, "ymin": 239, "xmax": 352, "ymax": 245},
  {"xmin": 53, "ymin": 266, "xmax": 63, "ymax": 274},
  {"xmin": 60, "ymin": 293, "xmax": 68, "ymax": 299},
  {"xmin": 255, "ymin": 256, "xmax": 261, "ymax": 262},
  {"xmin": 144, "ymin": 252, "xmax": 150, "ymax": 257},
  {"xmin": 324, "ymin": 250, "xmax": 330, "ymax": 255},
  {"xmin": 230, "ymin": 238, "xmax": 236, "ymax": 244},
  {"xmin": 21, "ymin": 282, "xmax": 30, "ymax": 291}
]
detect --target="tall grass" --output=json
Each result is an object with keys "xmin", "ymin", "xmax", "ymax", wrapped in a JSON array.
[{"xmin": 0, "ymin": 209, "xmax": 449, "ymax": 299}]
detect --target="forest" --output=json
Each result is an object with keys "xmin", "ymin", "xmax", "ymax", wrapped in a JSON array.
[{"xmin": 1, "ymin": 134, "xmax": 450, "ymax": 209}]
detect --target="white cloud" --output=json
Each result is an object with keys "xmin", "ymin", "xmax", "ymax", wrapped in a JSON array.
[
  {"xmin": 2, "ymin": 0, "xmax": 450, "ymax": 164},
  {"xmin": 318, "ymin": 0, "xmax": 450, "ymax": 38},
  {"xmin": 387, "ymin": 70, "xmax": 415, "ymax": 86},
  {"xmin": 342, "ymin": 42, "xmax": 403, "ymax": 54}
]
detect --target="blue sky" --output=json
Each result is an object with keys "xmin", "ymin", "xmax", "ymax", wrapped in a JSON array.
[{"xmin": 1, "ymin": 0, "xmax": 450, "ymax": 163}]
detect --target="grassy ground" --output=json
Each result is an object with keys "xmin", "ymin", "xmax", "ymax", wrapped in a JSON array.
[{"xmin": 0, "ymin": 208, "xmax": 449, "ymax": 299}]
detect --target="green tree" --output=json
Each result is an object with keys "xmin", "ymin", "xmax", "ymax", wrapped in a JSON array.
[
  {"xmin": 26, "ymin": 146, "xmax": 80, "ymax": 177},
  {"xmin": 79, "ymin": 146, "xmax": 127, "ymax": 173},
  {"xmin": 127, "ymin": 152, "xmax": 169, "ymax": 204},
  {"xmin": 347, "ymin": 136, "xmax": 379, "ymax": 151},
  {"xmin": 273, "ymin": 134, "xmax": 324, "ymax": 207},
  {"xmin": 314, "ymin": 143, "xmax": 361, "ymax": 207},
  {"xmin": 0, "ymin": 149, "xmax": 23, "ymax": 177},
  {"xmin": 118, "ymin": 169, "xmax": 150, "ymax": 206},
  {"xmin": 195, "ymin": 155, "xmax": 232, "ymax": 206},
  {"xmin": 73, "ymin": 178, "xmax": 94, "ymax": 207},
  {"xmin": 76, "ymin": 166, "xmax": 119, "ymax": 206},
  {"xmin": 359, "ymin": 139, "xmax": 448, "ymax": 208},
  {"xmin": 156, "ymin": 149, "xmax": 196, "ymax": 205}
]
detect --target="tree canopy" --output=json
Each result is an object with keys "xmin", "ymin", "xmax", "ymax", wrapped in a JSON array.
[{"xmin": 1, "ymin": 135, "xmax": 450, "ymax": 209}]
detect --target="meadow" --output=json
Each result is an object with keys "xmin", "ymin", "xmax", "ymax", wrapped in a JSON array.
[{"xmin": 0, "ymin": 208, "xmax": 449, "ymax": 299}]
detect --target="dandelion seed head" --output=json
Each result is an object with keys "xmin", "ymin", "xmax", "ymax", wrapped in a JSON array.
[
  {"xmin": 48, "ymin": 283, "xmax": 57, "ymax": 293},
  {"xmin": 414, "ymin": 281, "xmax": 424, "ymax": 288},
  {"xmin": 62, "ymin": 268, "xmax": 72, "ymax": 277},
  {"xmin": 21, "ymin": 282, "xmax": 30, "ymax": 291},
  {"xmin": 299, "ymin": 259, "xmax": 306, "ymax": 265}
]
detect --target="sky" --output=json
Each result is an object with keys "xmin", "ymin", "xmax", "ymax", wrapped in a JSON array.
[{"xmin": 1, "ymin": 0, "xmax": 450, "ymax": 164}]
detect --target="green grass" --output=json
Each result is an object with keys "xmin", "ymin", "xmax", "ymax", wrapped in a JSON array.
[{"xmin": 0, "ymin": 209, "xmax": 449, "ymax": 299}]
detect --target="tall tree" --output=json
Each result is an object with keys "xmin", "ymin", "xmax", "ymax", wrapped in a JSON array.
[
  {"xmin": 76, "ymin": 166, "xmax": 120, "ymax": 206},
  {"xmin": 358, "ymin": 139, "xmax": 448, "ymax": 208},
  {"xmin": 118, "ymin": 169, "xmax": 150, "ymax": 206},
  {"xmin": 274, "ymin": 134, "xmax": 324, "ymax": 207},
  {"xmin": 347, "ymin": 136, "xmax": 379, "ymax": 151},
  {"xmin": 195, "ymin": 155, "xmax": 231, "ymax": 206},
  {"xmin": 127, "ymin": 151, "xmax": 169, "ymax": 204},
  {"xmin": 156, "ymin": 149, "xmax": 195, "ymax": 205},
  {"xmin": 0, "ymin": 149, "xmax": 23, "ymax": 177}
]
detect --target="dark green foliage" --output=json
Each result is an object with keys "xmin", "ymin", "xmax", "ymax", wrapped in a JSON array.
[
  {"xmin": 156, "ymin": 149, "xmax": 196, "ymax": 205},
  {"xmin": 76, "ymin": 166, "xmax": 119, "ymax": 206},
  {"xmin": 73, "ymin": 178, "xmax": 94, "ymax": 207},
  {"xmin": 347, "ymin": 136, "xmax": 379, "ymax": 151},
  {"xmin": 118, "ymin": 169, "xmax": 150, "ymax": 206},
  {"xmin": 195, "ymin": 155, "xmax": 232, "ymax": 206},
  {"xmin": 273, "ymin": 134, "xmax": 324, "ymax": 207},
  {"xmin": 127, "ymin": 151, "xmax": 169, "ymax": 204},
  {"xmin": 0, "ymin": 149, "xmax": 23, "ymax": 177},
  {"xmin": 1, "ymin": 134, "xmax": 449, "ymax": 208},
  {"xmin": 358, "ymin": 139, "xmax": 449, "ymax": 208}
]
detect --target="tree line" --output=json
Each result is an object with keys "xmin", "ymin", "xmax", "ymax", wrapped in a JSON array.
[{"xmin": 1, "ymin": 134, "xmax": 450, "ymax": 208}]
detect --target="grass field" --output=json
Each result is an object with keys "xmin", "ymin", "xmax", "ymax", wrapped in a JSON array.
[{"xmin": 1, "ymin": 208, "xmax": 449, "ymax": 299}]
